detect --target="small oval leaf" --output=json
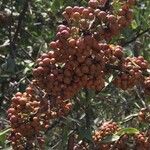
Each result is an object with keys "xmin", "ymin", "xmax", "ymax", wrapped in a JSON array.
[
  {"xmin": 117, "ymin": 128, "xmax": 139, "ymax": 136},
  {"xmin": 102, "ymin": 134, "xmax": 120, "ymax": 143}
]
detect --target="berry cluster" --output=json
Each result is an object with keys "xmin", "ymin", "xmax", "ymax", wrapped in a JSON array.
[
  {"xmin": 138, "ymin": 107, "xmax": 150, "ymax": 123},
  {"xmin": 113, "ymin": 56, "xmax": 149, "ymax": 90},
  {"xmin": 134, "ymin": 133, "xmax": 150, "ymax": 150},
  {"xmin": 93, "ymin": 0, "xmax": 135, "ymax": 40},
  {"xmin": 7, "ymin": 89, "xmax": 46, "ymax": 149},
  {"xmin": 92, "ymin": 121, "xmax": 150, "ymax": 150},
  {"xmin": 63, "ymin": 0, "xmax": 135, "ymax": 41},
  {"xmin": 34, "ymin": 36, "xmax": 126, "ymax": 101},
  {"xmin": 7, "ymin": 85, "xmax": 72, "ymax": 150},
  {"xmin": 33, "ymin": 11, "xmax": 127, "ymax": 100},
  {"xmin": 93, "ymin": 121, "xmax": 120, "ymax": 149}
]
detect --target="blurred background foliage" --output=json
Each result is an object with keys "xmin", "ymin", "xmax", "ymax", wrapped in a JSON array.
[{"xmin": 0, "ymin": 0, "xmax": 150, "ymax": 149}]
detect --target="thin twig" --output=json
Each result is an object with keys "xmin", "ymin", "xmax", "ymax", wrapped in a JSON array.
[
  {"xmin": 135, "ymin": 86, "xmax": 146, "ymax": 108},
  {"xmin": 85, "ymin": 89, "xmax": 91, "ymax": 129},
  {"xmin": 20, "ymin": 47, "xmax": 35, "ymax": 61},
  {"xmin": 122, "ymin": 28, "xmax": 150, "ymax": 47}
]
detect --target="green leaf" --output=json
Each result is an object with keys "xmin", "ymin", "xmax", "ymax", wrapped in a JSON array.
[
  {"xmin": 59, "ymin": 0, "xmax": 64, "ymax": 7},
  {"xmin": 62, "ymin": 127, "xmax": 68, "ymax": 146},
  {"xmin": 0, "ymin": 128, "xmax": 11, "ymax": 146},
  {"xmin": 51, "ymin": 0, "xmax": 60, "ymax": 14},
  {"xmin": 102, "ymin": 134, "xmax": 120, "ymax": 143},
  {"xmin": 124, "ymin": 47, "xmax": 133, "ymax": 57},
  {"xmin": 112, "ymin": 0, "xmax": 122, "ymax": 14},
  {"xmin": 131, "ymin": 20, "xmax": 138, "ymax": 29},
  {"xmin": 117, "ymin": 128, "xmax": 139, "ymax": 136}
]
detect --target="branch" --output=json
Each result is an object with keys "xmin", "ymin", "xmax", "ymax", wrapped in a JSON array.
[
  {"xmin": 135, "ymin": 86, "xmax": 146, "ymax": 108},
  {"xmin": 105, "ymin": 64, "xmax": 130, "ymax": 74},
  {"xmin": 12, "ymin": 0, "xmax": 30, "ymax": 43},
  {"xmin": 105, "ymin": 64, "xmax": 122, "ymax": 71},
  {"xmin": 122, "ymin": 28, "xmax": 150, "ymax": 47},
  {"xmin": 85, "ymin": 89, "xmax": 92, "ymax": 129},
  {"xmin": 67, "ymin": 132, "xmax": 75, "ymax": 150},
  {"xmin": 10, "ymin": 0, "xmax": 30, "ymax": 58}
]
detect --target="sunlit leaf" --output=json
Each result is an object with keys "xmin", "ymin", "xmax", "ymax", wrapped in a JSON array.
[
  {"xmin": 0, "ymin": 128, "xmax": 11, "ymax": 146},
  {"xmin": 117, "ymin": 128, "xmax": 139, "ymax": 136},
  {"xmin": 102, "ymin": 134, "xmax": 120, "ymax": 143}
]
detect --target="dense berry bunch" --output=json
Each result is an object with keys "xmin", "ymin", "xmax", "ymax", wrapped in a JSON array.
[
  {"xmin": 7, "ymin": 89, "xmax": 47, "ymax": 149},
  {"xmin": 92, "ymin": 122, "xmax": 150, "ymax": 150},
  {"xmin": 34, "ymin": 34, "xmax": 125, "ymax": 100},
  {"xmin": 63, "ymin": 0, "xmax": 135, "ymax": 41},
  {"xmin": 113, "ymin": 56, "xmax": 149, "ymax": 90},
  {"xmin": 34, "ymin": 40, "xmax": 104, "ymax": 99},
  {"xmin": 91, "ymin": 0, "xmax": 135, "ymax": 40},
  {"xmin": 7, "ymin": 85, "xmax": 72, "ymax": 150},
  {"xmin": 93, "ymin": 121, "xmax": 120, "ymax": 149},
  {"xmin": 73, "ymin": 122, "xmax": 150, "ymax": 150}
]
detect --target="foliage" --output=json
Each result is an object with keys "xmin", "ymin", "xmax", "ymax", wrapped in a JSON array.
[{"xmin": 0, "ymin": 0, "xmax": 150, "ymax": 149}]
